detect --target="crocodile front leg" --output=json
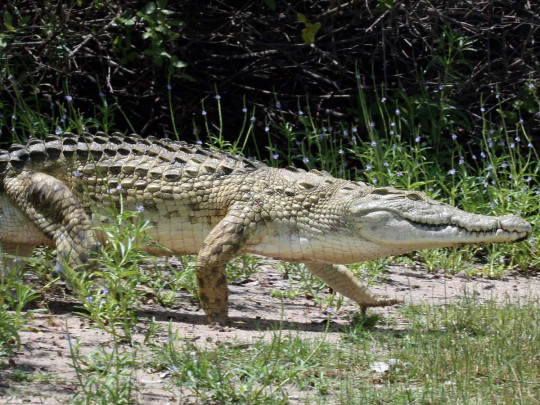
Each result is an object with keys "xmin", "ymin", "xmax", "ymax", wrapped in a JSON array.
[
  {"xmin": 305, "ymin": 263, "xmax": 401, "ymax": 312},
  {"xmin": 197, "ymin": 210, "xmax": 253, "ymax": 325}
]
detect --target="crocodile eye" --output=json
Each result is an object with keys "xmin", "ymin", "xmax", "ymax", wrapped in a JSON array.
[{"xmin": 406, "ymin": 193, "xmax": 422, "ymax": 201}]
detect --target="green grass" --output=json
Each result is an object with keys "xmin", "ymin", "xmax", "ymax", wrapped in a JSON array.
[{"xmin": 140, "ymin": 300, "xmax": 539, "ymax": 404}]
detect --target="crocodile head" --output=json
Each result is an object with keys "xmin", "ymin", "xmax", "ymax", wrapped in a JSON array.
[{"xmin": 347, "ymin": 186, "xmax": 532, "ymax": 251}]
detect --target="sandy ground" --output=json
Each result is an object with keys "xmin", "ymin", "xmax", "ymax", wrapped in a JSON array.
[{"xmin": 1, "ymin": 264, "xmax": 538, "ymax": 404}]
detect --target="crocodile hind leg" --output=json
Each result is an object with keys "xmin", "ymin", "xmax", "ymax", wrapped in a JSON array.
[
  {"xmin": 196, "ymin": 211, "xmax": 252, "ymax": 325},
  {"xmin": 305, "ymin": 263, "xmax": 401, "ymax": 312},
  {"xmin": 3, "ymin": 172, "xmax": 99, "ymax": 270}
]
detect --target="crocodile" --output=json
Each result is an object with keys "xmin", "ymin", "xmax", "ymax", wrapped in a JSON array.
[{"xmin": 0, "ymin": 133, "xmax": 532, "ymax": 324}]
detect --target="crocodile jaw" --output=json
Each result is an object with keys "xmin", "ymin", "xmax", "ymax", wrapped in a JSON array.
[{"xmin": 356, "ymin": 209, "xmax": 531, "ymax": 248}]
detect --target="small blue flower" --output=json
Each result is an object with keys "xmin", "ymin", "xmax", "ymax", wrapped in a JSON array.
[
  {"xmin": 510, "ymin": 143, "xmax": 515, "ymax": 148},
  {"xmin": 272, "ymin": 154, "xmax": 280, "ymax": 160},
  {"xmin": 136, "ymin": 205, "xmax": 144, "ymax": 212},
  {"xmin": 343, "ymin": 130, "xmax": 348, "ymax": 136},
  {"xmin": 366, "ymin": 164, "xmax": 372, "ymax": 171},
  {"xmin": 381, "ymin": 97, "xmax": 386, "ymax": 102},
  {"xmin": 372, "ymin": 178, "xmax": 378, "ymax": 184},
  {"xmin": 275, "ymin": 101, "xmax": 281, "ymax": 109},
  {"xmin": 196, "ymin": 140, "xmax": 203, "ymax": 145},
  {"xmin": 515, "ymin": 137, "xmax": 521, "ymax": 142},
  {"xmin": 55, "ymin": 128, "xmax": 62, "ymax": 135},
  {"xmin": 302, "ymin": 157, "xmax": 309, "ymax": 164},
  {"xmin": 99, "ymin": 92, "xmax": 105, "ymax": 98},
  {"xmin": 395, "ymin": 109, "xmax": 401, "ymax": 115},
  {"xmin": 338, "ymin": 149, "xmax": 344, "ymax": 154},
  {"xmin": 449, "ymin": 169, "xmax": 456, "ymax": 175},
  {"xmin": 415, "ymin": 136, "xmax": 421, "ymax": 143},
  {"xmin": 530, "ymin": 236, "xmax": 536, "ymax": 245},
  {"xmin": 518, "ymin": 118, "xmax": 524, "ymax": 124},
  {"xmin": 214, "ymin": 94, "xmax": 221, "ymax": 100},
  {"xmin": 65, "ymin": 95, "xmax": 73, "ymax": 101},
  {"xmin": 264, "ymin": 126, "xmax": 270, "ymax": 132},
  {"xmin": 102, "ymin": 288, "xmax": 109, "ymax": 295},
  {"xmin": 371, "ymin": 141, "xmax": 377, "ymax": 147},
  {"xmin": 250, "ymin": 116, "xmax": 256, "ymax": 122},
  {"xmin": 369, "ymin": 122, "xmax": 375, "ymax": 128},
  {"xmin": 389, "ymin": 130, "xmax": 394, "ymax": 135},
  {"xmin": 201, "ymin": 110, "xmax": 207, "ymax": 116},
  {"xmin": 116, "ymin": 184, "xmax": 122, "ymax": 190},
  {"xmin": 73, "ymin": 170, "xmax": 81, "ymax": 177},
  {"xmin": 528, "ymin": 83, "xmax": 535, "ymax": 89},
  {"xmin": 86, "ymin": 297, "xmax": 93, "ymax": 303},
  {"xmin": 64, "ymin": 333, "xmax": 75, "ymax": 347},
  {"xmin": 351, "ymin": 135, "xmax": 356, "ymax": 141},
  {"xmin": 480, "ymin": 107, "xmax": 485, "ymax": 112},
  {"xmin": 298, "ymin": 110, "xmax": 304, "ymax": 116},
  {"xmin": 242, "ymin": 107, "xmax": 248, "ymax": 113},
  {"xmin": 451, "ymin": 133, "xmax": 457, "ymax": 140},
  {"xmin": 167, "ymin": 84, "xmax": 172, "ymax": 91},
  {"xmin": 396, "ymin": 171, "xmax": 403, "ymax": 177},
  {"xmin": 383, "ymin": 162, "xmax": 389, "ymax": 167},
  {"xmin": 480, "ymin": 152, "xmax": 486, "ymax": 158},
  {"xmin": 352, "ymin": 127, "xmax": 357, "ymax": 133}
]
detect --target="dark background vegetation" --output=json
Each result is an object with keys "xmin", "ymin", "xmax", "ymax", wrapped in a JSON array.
[{"xmin": 0, "ymin": 0, "xmax": 538, "ymax": 150}]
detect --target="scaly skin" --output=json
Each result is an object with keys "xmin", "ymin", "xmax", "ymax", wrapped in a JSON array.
[{"xmin": 0, "ymin": 133, "xmax": 532, "ymax": 324}]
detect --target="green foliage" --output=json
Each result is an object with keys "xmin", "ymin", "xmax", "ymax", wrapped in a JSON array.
[
  {"xmin": 297, "ymin": 13, "xmax": 321, "ymax": 45},
  {"xmin": 63, "ymin": 207, "xmax": 161, "ymax": 342},
  {"xmin": 151, "ymin": 323, "xmax": 331, "ymax": 403},
  {"xmin": 69, "ymin": 335, "xmax": 138, "ymax": 405},
  {"xmin": 112, "ymin": 0, "xmax": 186, "ymax": 74},
  {"xmin": 0, "ymin": 263, "xmax": 39, "ymax": 356}
]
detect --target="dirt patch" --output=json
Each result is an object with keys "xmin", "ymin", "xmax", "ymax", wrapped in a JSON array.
[{"xmin": 1, "ymin": 265, "xmax": 539, "ymax": 404}]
